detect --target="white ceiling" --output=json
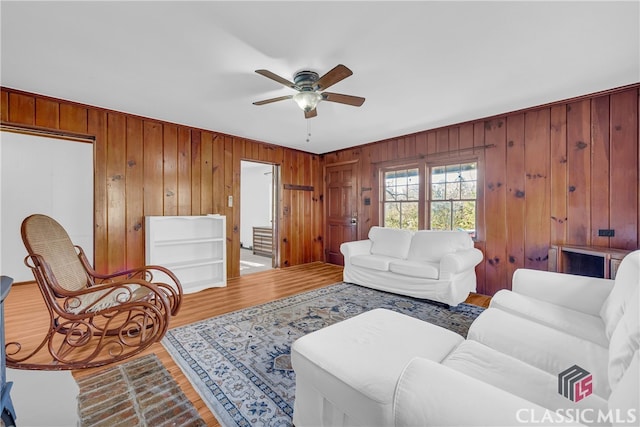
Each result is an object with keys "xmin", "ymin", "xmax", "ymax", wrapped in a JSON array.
[{"xmin": 1, "ymin": 1, "xmax": 638, "ymax": 154}]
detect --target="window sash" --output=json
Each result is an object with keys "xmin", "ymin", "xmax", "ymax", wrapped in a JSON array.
[
  {"xmin": 382, "ymin": 166, "xmax": 421, "ymax": 230},
  {"xmin": 427, "ymin": 161, "xmax": 477, "ymax": 235},
  {"xmin": 379, "ymin": 159, "xmax": 478, "ymax": 234}
]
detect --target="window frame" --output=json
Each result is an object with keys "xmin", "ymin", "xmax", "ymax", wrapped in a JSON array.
[
  {"xmin": 378, "ymin": 155, "xmax": 480, "ymax": 237},
  {"xmin": 379, "ymin": 162, "xmax": 425, "ymax": 230},
  {"xmin": 426, "ymin": 158, "xmax": 479, "ymax": 237}
]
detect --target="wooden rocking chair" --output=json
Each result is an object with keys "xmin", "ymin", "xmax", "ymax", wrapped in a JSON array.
[{"xmin": 5, "ymin": 214, "xmax": 183, "ymax": 370}]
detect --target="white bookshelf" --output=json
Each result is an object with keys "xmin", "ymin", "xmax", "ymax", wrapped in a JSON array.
[{"xmin": 145, "ymin": 215, "xmax": 226, "ymax": 294}]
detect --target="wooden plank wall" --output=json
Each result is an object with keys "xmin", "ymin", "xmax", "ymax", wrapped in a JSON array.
[
  {"xmin": 1, "ymin": 87, "xmax": 324, "ymax": 279},
  {"xmin": 322, "ymin": 85, "xmax": 640, "ymax": 295},
  {"xmin": 3, "ymin": 85, "xmax": 638, "ymax": 294}
]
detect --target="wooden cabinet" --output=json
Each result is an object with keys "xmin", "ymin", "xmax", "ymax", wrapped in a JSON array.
[
  {"xmin": 146, "ymin": 215, "xmax": 226, "ymax": 294},
  {"xmin": 549, "ymin": 244, "xmax": 632, "ymax": 279},
  {"xmin": 252, "ymin": 226, "xmax": 273, "ymax": 257}
]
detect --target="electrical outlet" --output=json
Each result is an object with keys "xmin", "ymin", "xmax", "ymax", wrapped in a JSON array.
[{"xmin": 598, "ymin": 229, "xmax": 615, "ymax": 237}]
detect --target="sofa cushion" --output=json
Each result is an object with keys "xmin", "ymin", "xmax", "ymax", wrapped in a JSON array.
[
  {"xmin": 442, "ymin": 340, "xmax": 609, "ymax": 414},
  {"xmin": 66, "ymin": 284, "xmax": 146, "ymax": 314},
  {"xmin": 490, "ymin": 289, "xmax": 609, "ymax": 347},
  {"xmin": 389, "ymin": 259, "xmax": 439, "ymax": 279},
  {"xmin": 468, "ymin": 308, "xmax": 611, "ymax": 398},
  {"xmin": 608, "ymin": 287, "xmax": 639, "ymax": 390},
  {"xmin": 607, "ymin": 351, "xmax": 639, "ymax": 418},
  {"xmin": 368, "ymin": 226, "xmax": 413, "ymax": 259},
  {"xmin": 600, "ymin": 250, "xmax": 640, "ymax": 339},
  {"xmin": 394, "ymin": 357, "xmax": 581, "ymax": 427},
  {"xmin": 407, "ymin": 230, "xmax": 472, "ymax": 263},
  {"xmin": 351, "ymin": 254, "xmax": 393, "ymax": 271}
]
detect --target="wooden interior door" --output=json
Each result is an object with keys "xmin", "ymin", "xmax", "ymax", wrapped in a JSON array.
[{"xmin": 325, "ymin": 161, "xmax": 358, "ymax": 265}]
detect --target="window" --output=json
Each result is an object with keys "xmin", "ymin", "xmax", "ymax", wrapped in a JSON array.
[
  {"xmin": 380, "ymin": 160, "xmax": 478, "ymax": 236},
  {"xmin": 429, "ymin": 162, "xmax": 477, "ymax": 237},
  {"xmin": 382, "ymin": 167, "xmax": 419, "ymax": 230}
]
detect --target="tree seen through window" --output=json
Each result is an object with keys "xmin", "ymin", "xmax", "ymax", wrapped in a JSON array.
[
  {"xmin": 383, "ymin": 168, "xmax": 419, "ymax": 230},
  {"xmin": 429, "ymin": 162, "xmax": 477, "ymax": 237},
  {"xmin": 381, "ymin": 161, "xmax": 477, "ymax": 236}
]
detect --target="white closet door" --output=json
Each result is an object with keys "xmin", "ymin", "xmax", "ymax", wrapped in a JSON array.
[{"xmin": 0, "ymin": 131, "xmax": 93, "ymax": 282}]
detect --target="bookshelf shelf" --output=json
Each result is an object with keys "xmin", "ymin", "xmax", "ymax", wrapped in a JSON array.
[{"xmin": 146, "ymin": 215, "xmax": 226, "ymax": 294}]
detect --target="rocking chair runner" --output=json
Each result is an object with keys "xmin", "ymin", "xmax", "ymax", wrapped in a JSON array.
[{"xmin": 6, "ymin": 214, "xmax": 183, "ymax": 370}]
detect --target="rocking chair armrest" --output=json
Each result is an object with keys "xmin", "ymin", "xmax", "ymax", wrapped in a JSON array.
[
  {"xmin": 74, "ymin": 246, "xmax": 133, "ymax": 287},
  {"xmin": 61, "ymin": 248, "xmax": 182, "ymax": 315},
  {"xmin": 60, "ymin": 279, "xmax": 173, "ymax": 316},
  {"xmin": 92, "ymin": 266, "xmax": 182, "ymax": 316},
  {"xmin": 61, "ymin": 277, "xmax": 164, "ymax": 296},
  {"xmin": 93, "ymin": 265, "xmax": 182, "ymax": 289}
]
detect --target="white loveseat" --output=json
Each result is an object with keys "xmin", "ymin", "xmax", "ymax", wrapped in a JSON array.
[
  {"xmin": 292, "ymin": 250, "xmax": 640, "ymax": 426},
  {"xmin": 341, "ymin": 226, "xmax": 483, "ymax": 306}
]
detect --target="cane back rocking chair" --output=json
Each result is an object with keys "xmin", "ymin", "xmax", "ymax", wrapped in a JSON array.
[{"xmin": 6, "ymin": 214, "xmax": 183, "ymax": 370}]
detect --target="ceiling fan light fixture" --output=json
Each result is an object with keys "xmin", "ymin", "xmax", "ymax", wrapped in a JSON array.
[
  {"xmin": 293, "ymin": 91, "xmax": 322, "ymax": 112},
  {"xmin": 254, "ymin": 65, "xmax": 364, "ymax": 118}
]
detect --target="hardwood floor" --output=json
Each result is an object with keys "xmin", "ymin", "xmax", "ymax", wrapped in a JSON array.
[
  {"xmin": 3, "ymin": 262, "xmax": 490, "ymax": 426},
  {"xmin": 465, "ymin": 292, "xmax": 491, "ymax": 308}
]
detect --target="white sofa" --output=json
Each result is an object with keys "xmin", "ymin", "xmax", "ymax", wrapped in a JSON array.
[
  {"xmin": 292, "ymin": 250, "xmax": 640, "ymax": 426},
  {"xmin": 340, "ymin": 226, "xmax": 483, "ymax": 306}
]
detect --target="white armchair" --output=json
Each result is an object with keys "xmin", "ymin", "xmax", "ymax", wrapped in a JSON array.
[{"xmin": 292, "ymin": 250, "xmax": 640, "ymax": 427}]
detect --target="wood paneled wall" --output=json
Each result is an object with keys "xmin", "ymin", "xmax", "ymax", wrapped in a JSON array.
[
  {"xmin": 1, "ymin": 88, "xmax": 324, "ymax": 279},
  {"xmin": 3, "ymin": 85, "xmax": 638, "ymax": 293},
  {"xmin": 322, "ymin": 85, "xmax": 640, "ymax": 295}
]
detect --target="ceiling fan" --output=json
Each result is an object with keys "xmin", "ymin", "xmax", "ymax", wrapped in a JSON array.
[{"xmin": 253, "ymin": 64, "xmax": 365, "ymax": 119}]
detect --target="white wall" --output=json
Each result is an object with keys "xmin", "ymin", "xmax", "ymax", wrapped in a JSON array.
[
  {"xmin": 0, "ymin": 131, "xmax": 93, "ymax": 282},
  {"xmin": 240, "ymin": 161, "xmax": 272, "ymax": 248}
]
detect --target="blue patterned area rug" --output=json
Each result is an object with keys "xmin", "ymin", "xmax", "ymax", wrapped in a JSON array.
[{"xmin": 162, "ymin": 282, "xmax": 484, "ymax": 427}]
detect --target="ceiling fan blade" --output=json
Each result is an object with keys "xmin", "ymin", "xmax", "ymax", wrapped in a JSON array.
[
  {"xmin": 314, "ymin": 64, "xmax": 353, "ymax": 90},
  {"xmin": 305, "ymin": 108, "xmax": 318, "ymax": 119},
  {"xmin": 253, "ymin": 95, "xmax": 293, "ymax": 106},
  {"xmin": 255, "ymin": 69, "xmax": 298, "ymax": 89},
  {"xmin": 322, "ymin": 92, "xmax": 365, "ymax": 107}
]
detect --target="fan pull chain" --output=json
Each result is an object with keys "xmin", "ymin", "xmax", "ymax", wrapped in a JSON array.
[{"xmin": 306, "ymin": 120, "xmax": 311, "ymax": 143}]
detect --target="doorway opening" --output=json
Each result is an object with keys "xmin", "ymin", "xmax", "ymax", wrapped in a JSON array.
[{"xmin": 240, "ymin": 160, "xmax": 279, "ymax": 275}]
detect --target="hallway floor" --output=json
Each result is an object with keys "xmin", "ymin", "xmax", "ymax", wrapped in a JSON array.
[{"xmin": 240, "ymin": 248, "xmax": 273, "ymax": 275}]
